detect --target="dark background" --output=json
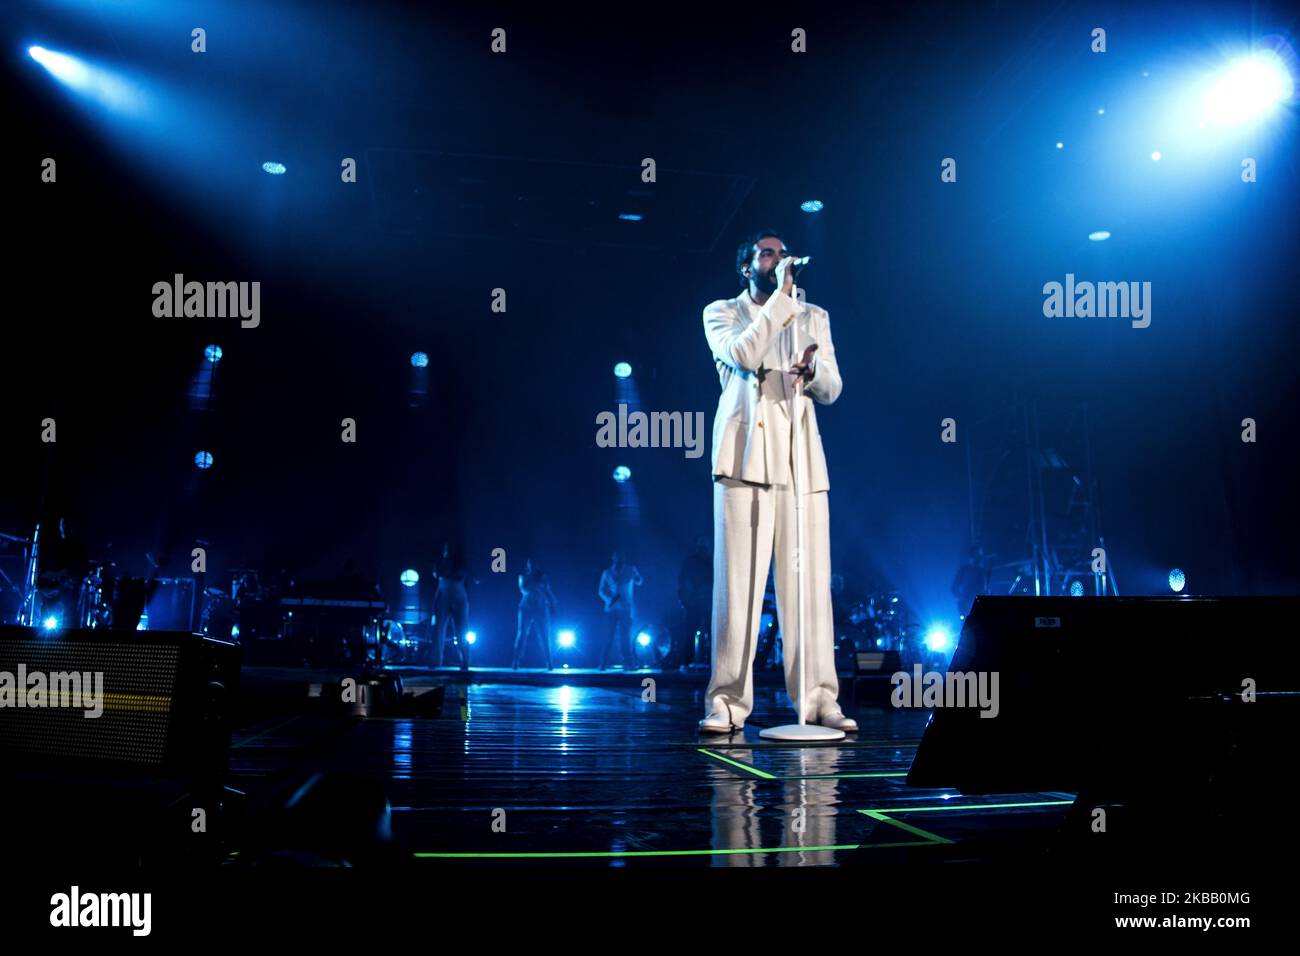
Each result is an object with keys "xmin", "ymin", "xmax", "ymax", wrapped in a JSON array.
[{"xmin": 3, "ymin": 0, "xmax": 1297, "ymax": 662}]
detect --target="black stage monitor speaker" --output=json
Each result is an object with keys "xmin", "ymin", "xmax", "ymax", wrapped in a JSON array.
[
  {"xmin": 0, "ymin": 625, "xmax": 241, "ymax": 781},
  {"xmin": 907, "ymin": 596, "xmax": 1300, "ymax": 799}
]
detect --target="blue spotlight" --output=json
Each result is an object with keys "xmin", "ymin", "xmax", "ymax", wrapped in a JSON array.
[
  {"xmin": 1203, "ymin": 50, "xmax": 1294, "ymax": 126},
  {"xmin": 42, "ymin": 616, "xmax": 60, "ymax": 631},
  {"xmin": 1150, "ymin": 150, "xmax": 1162, "ymax": 161},
  {"xmin": 800, "ymin": 199, "xmax": 824, "ymax": 213},
  {"xmin": 1088, "ymin": 230, "xmax": 1111, "ymax": 242},
  {"xmin": 1055, "ymin": 141, "xmax": 1064, "ymax": 149},
  {"xmin": 613, "ymin": 362, "xmax": 632, "ymax": 379},
  {"xmin": 410, "ymin": 351, "xmax": 429, "ymax": 368},
  {"xmin": 636, "ymin": 632, "xmax": 652, "ymax": 647},
  {"xmin": 557, "ymin": 629, "xmax": 576, "ymax": 648},
  {"xmin": 923, "ymin": 624, "xmax": 952, "ymax": 653},
  {"xmin": 464, "ymin": 630, "xmax": 477, "ymax": 645},
  {"xmin": 1169, "ymin": 568, "xmax": 1186, "ymax": 593},
  {"xmin": 29, "ymin": 45, "xmax": 144, "ymax": 113},
  {"xmin": 193, "ymin": 450, "xmax": 213, "ymax": 470},
  {"xmin": 262, "ymin": 161, "xmax": 287, "ymax": 175},
  {"xmin": 400, "ymin": 569, "xmax": 419, "ymax": 588},
  {"xmin": 612, "ymin": 465, "xmax": 631, "ymax": 483},
  {"xmin": 204, "ymin": 344, "xmax": 223, "ymax": 364},
  {"xmin": 1097, "ymin": 107, "xmax": 1105, "ymax": 115},
  {"xmin": 30, "ymin": 45, "xmax": 75, "ymax": 76},
  {"xmin": 618, "ymin": 213, "xmax": 643, "ymax": 221},
  {"xmin": 137, "ymin": 614, "xmax": 149, "ymax": 631},
  {"xmin": 1069, "ymin": 580, "xmax": 1085, "ymax": 597}
]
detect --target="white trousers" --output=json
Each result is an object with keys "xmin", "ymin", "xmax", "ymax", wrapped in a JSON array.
[{"xmin": 706, "ymin": 475, "xmax": 840, "ymax": 724}]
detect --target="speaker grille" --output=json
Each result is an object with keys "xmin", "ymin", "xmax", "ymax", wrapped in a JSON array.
[{"xmin": 0, "ymin": 637, "xmax": 180, "ymax": 765}]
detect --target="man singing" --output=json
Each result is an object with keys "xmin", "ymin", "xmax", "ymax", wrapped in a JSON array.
[{"xmin": 699, "ymin": 230, "xmax": 857, "ymax": 735}]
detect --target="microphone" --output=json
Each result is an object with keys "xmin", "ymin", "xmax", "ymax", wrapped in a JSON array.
[{"xmin": 788, "ymin": 255, "xmax": 811, "ymax": 278}]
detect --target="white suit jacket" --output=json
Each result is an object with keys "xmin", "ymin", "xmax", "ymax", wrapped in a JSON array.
[{"xmin": 703, "ymin": 288, "xmax": 842, "ymax": 491}]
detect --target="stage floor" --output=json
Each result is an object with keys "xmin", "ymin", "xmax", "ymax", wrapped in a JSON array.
[{"xmin": 227, "ymin": 678, "xmax": 1078, "ymax": 866}]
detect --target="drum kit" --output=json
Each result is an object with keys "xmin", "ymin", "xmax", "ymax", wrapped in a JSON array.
[
  {"xmin": 3, "ymin": 525, "xmax": 270, "ymax": 637},
  {"xmin": 9, "ymin": 566, "xmax": 120, "ymax": 631},
  {"xmin": 379, "ymin": 619, "xmax": 424, "ymax": 664},
  {"xmin": 839, "ymin": 589, "xmax": 929, "ymax": 668},
  {"xmin": 4, "ymin": 523, "xmax": 402, "ymax": 670},
  {"xmin": 746, "ymin": 582, "xmax": 919, "ymax": 671},
  {"xmin": 2, "ymin": 525, "xmax": 118, "ymax": 630},
  {"xmin": 849, "ymin": 591, "xmax": 909, "ymax": 650},
  {"xmin": 217, "ymin": 569, "xmax": 281, "ymax": 641}
]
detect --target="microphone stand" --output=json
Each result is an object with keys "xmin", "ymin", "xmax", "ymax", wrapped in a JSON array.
[{"xmin": 760, "ymin": 276, "xmax": 844, "ymax": 743}]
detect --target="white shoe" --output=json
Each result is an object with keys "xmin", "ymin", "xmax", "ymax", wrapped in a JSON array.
[
  {"xmin": 817, "ymin": 709, "xmax": 858, "ymax": 733},
  {"xmin": 699, "ymin": 695, "xmax": 742, "ymax": 734}
]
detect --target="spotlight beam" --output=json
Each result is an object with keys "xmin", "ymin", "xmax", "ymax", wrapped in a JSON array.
[{"xmin": 28, "ymin": 45, "xmax": 148, "ymax": 114}]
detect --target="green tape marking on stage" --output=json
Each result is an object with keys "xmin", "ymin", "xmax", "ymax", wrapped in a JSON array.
[
  {"xmin": 861, "ymin": 799, "xmax": 1074, "ymax": 814},
  {"xmin": 699, "ymin": 748, "xmax": 907, "ymax": 781},
  {"xmin": 855, "ymin": 798, "xmax": 1074, "ymax": 846},
  {"xmin": 698, "ymin": 748, "xmax": 778, "ymax": 779},
  {"xmin": 414, "ymin": 781, "xmax": 1073, "ymax": 861},
  {"xmin": 860, "ymin": 810, "xmax": 953, "ymax": 845},
  {"xmin": 413, "ymin": 842, "xmax": 928, "ymax": 859}
]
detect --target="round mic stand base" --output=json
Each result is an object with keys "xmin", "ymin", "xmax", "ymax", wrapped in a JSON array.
[{"xmin": 759, "ymin": 723, "xmax": 845, "ymax": 742}]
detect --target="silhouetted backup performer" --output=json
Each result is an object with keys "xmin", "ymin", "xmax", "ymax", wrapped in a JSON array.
[
  {"xmin": 951, "ymin": 545, "xmax": 988, "ymax": 616},
  {"xmin": 597, "ymin": 551, "xmax": 642, "ymax": 670},
  {"xmin": 698, "ymin": 230, "xmax": 857, "ymax": 734},
  {"xmin": 432, "ymin": 542, "xmax": 469, "ymax": 669},
  {"xmin": 675, "ymin": 537, "xmax": 712, "ymax": 667},
  {"xmin": 513, "ymin": 557, "xmax": 556, "ymax": 669}
]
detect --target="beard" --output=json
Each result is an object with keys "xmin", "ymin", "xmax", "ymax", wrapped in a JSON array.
[{"xmin": 751, "ymin": 266, "xmax": 778, "ymax": 293}]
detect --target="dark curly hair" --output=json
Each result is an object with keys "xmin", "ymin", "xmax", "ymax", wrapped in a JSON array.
[{"xmin": 735, "ymin": 229, "xmax": 785, "ymax": 287}]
